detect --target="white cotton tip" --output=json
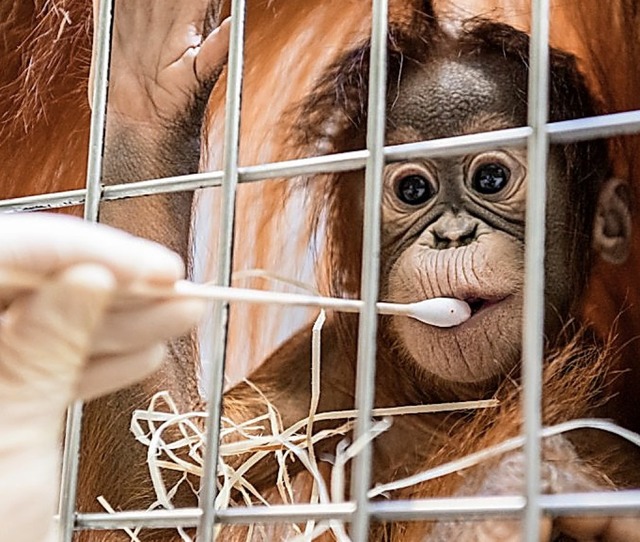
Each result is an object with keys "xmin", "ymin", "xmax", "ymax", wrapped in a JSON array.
[{"xmin": 406, "ymin": 298, "xmax": 471, "ymax": 328}]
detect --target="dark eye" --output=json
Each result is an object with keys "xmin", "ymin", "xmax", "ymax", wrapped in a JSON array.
[
  {"xmin": 472, "ymin": 163, "xmax": 510, "ymax": 195},
  {"xmin": 396, "ymin": 174, "xmax": 435, "ymax": 205}
]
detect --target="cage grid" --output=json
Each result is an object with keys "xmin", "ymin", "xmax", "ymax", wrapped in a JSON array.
[
  {"xmin": 1, "ymin": 0, "xmax": 638, "ymax": 540},
  {"xmin": 197, "ymin": 0, "xmax": 247, "ymax": 538},
  {"xmin": 521, "ymin": 0, "xmax": 549, "ymax": 536},
  {"xmin": 3, "ymin": 114, "xmax": 640, "ymax": 214}
]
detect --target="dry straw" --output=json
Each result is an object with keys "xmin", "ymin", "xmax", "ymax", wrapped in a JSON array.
[
  {"xmin": 98, "ymin": 308, "xmax": 497, "ymax": 541},
  {"xmin": 77, "ymin": 269, "xmax": 640, "ymax": 540}
]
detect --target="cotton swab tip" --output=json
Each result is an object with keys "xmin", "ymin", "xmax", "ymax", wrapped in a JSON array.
[{"xmin": 407, "ymin": 298, "xmax": 471, "ymax": 328}]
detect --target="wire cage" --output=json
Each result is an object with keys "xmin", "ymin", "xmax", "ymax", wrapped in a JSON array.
[{"xmin": 2, "ymin": 0, "xmax": 640, "ymax": 541}]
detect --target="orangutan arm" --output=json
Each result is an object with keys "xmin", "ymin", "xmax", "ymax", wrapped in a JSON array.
[
  {"xmin": 79, "ymin": 1, "xmax": 233, "ymax": 517},
  {"xmin": 90, "ymin": 0, "xmax": 355, "ymax": 508}
]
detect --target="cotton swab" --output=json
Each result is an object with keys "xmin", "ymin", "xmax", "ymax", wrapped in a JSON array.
[
  {"xmin": 166, "ymin": 281, "xmax": 471, "ymax": 328},
  {"xmin": 0, "ymin": 269, "xmax": 471, "ymax": 328}
]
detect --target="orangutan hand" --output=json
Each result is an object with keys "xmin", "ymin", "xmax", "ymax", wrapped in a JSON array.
[
  {"xmin": 91, "ymin": 0, "xmax": 230, "ymax": 125},
  {"xmin": 445, "ymin": 508, "xmax": 640, "ymax": 541},
  {"xmin": 430, "ymin": 436, "xmax": 640, "ymax": 541}
]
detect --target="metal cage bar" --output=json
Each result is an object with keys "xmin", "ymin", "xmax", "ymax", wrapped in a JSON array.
[
  {"xmin": 197, "ymin": 0, "xmax": 247, "ymax": 540},
  {"xmin": 1, "ymin": 1, "xmax": 638, "ymax": 540},
  {"xmin": 522, "ymin": 0, "xmax": 550, "ymax": 539},
  {"xmin": 58, "ymin": 0, "xmax": 113, "ymax": 540},
  {"xmin": 350, "ymin": 0, "xmax": 388, "ymax": 539},
  {"xmin": 2, "ymin": 111, "xmax": 640, "ymax": 214},
  {"xmin": 72, "ymin": 490, "xmax": 640, "ymax": 530}
]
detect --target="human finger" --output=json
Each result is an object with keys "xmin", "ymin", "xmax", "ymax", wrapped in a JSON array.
[
  {"xmin": 78, "ymin": 344, "xmax": 166, "ymax": 400},
  {"xmin": 0, "ymin": 214, "xmax": 185, "ymax": 285},
  {"xmin": 91, "ymin": 297, "xmax": 205, "ymax": 356},
  {"xmin": 0, "ymin": 263, "xmax": 115, "ymax": 402}
]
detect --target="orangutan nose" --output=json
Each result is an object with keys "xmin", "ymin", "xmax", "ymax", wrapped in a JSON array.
[{"xmin": 430, "ymin": 213, "xmax": 479, "ymax": 249}]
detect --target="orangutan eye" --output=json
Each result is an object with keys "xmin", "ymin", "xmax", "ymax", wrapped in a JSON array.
[
  {"xmin": 472, "ymin": 163, "xmax": 510, "ymax": 195},
  {"xmin": 396, "ymin": 174, "xmax": 436, "ymax": 205}
]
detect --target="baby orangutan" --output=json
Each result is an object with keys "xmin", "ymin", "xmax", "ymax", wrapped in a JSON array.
[
  {"xmin": 77, "ymin": 1, "xmax": 639, "ymax": 541},
  {"xmin": 215, "ymin": 12, "xmax": 638, "ymax": 541}
]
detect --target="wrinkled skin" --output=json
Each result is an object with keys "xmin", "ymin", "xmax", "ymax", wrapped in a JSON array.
[
  {"xmin": 79, "ymin": 2, "xmax": 639, "ymax": 541},
  {"xmin": 380, "ymin": 55, "xmax": 609, "ymax": 385}
]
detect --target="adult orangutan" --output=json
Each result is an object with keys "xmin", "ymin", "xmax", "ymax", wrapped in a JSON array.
[{"xmin": 66, "ymin": 1, "xmax": 640, "ymax": 541}]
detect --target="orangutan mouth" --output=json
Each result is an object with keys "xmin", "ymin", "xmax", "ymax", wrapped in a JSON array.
[{"xmin": 465, "ymin": 297, "xmax": 506, "ymax": 316}]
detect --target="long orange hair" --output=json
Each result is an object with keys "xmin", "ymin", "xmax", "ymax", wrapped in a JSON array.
[{"xmin": 2, "ymin": 1, "xmax": 639, "ymax": 410}]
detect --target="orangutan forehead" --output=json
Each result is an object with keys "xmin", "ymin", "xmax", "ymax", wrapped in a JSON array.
[
  {"xmin": 387, "ymin": 57, "xmax": 528, "ymax": 140},
  {"xmin": 385, "ymin": 111, "xmax": 519, "ymax": 147}
]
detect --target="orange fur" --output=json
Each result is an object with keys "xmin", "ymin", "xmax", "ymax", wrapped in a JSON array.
[
  {"xmin": 381, "ymin": 330, "xmax": 631, "ymax": 539},
  {"xmin": 0, "ymin": 1, "xmax": 91, "ymax": 203},
  {"xmin": 1, "ymin": 3, "xmax": 639, "ymax": 542}
]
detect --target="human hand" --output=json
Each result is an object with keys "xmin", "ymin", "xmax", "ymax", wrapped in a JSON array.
[
  {"xmin": 0, "ymin": 213, "xmax": 204, "ymax": 416},
  {"xmin": 91, "ymin": 0, "xmax": 230, "ymax": 126},
  {"xmin": 0, "ymin": 213, "xmax": 205, "ymax": 542}
]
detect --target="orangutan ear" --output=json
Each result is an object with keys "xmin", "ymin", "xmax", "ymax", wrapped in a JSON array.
[{"xmin": 592, "ymin": 177, "xmax": 632, "ymax": 264}]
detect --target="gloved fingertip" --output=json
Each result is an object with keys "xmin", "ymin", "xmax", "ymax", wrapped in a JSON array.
[
  {"xmin": 132, "ymin": 242, "xmax": 186, "ymax": 283},
  {"xmin": 174, "ymin": 297, "xmax": 207, "ymax": 322},
  {"xmin": 59, "ymin": 263, "xmax": 117, "ymax": 293},
  {"xmin": 163, "ymin": 298, "xmax": 207, "ymax": 336},
  {"xmin": 78, "ymin": 343, "xmax": 167, "ymax": 400}
]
